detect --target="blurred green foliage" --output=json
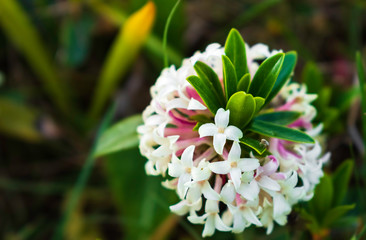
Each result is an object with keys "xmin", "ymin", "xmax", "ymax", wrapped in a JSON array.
[{"xmin": 0, "ymin": 0, "xmax": 365, "ymax": 239}]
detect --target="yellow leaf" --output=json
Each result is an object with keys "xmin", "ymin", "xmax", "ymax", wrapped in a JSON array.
[{"xmin": 89, "ymin": 1, "xmax": 156, "ymax": 118}]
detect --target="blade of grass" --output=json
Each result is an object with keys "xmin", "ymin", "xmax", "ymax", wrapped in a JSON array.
[
  {"xmin": 89, "ymin": 2, "xmax": 156, "ymax": 118},
  {"xmin": 163, "ymin": 0, "xmax": 181, "ymax": 67},
  {"xmin": 0, "ymin": 1, "xmax": 73, "ymax": 116},
  {"xmin": 86, "ymin": 0, "xmax": 182, "ymax": 66},
  {"xmin": 356, "ymin": 52, "xmax": 366, "ymax": 159},
  {"xmin": 52, "ymin": 103, "xmax": 117, "ymax": 240}
]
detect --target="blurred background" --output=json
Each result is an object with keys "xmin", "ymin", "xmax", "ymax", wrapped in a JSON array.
[{"xmin": 0, "ymin": 0, "xmax": 366, "ymax": 239}]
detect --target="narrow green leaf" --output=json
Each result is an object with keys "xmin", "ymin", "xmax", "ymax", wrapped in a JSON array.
[
  {"xmin": 249, "ymin": 119, "xmax": 315, "ymax": 143},
  {"xmin": 237, "ymin": 73, "xmax": 251, "ymax": 92},
  {"xmin": 226, "ymin": 91, "xmax": 256, "ymax": 129},
  {"xmin": 240, "ymin": 137, "xmax": 267, "ymax": 155},
  {"xmin": 222, "ymin": 55, "xmax": 237, "ymax": 101},
  {"xmin": 225, "ymin": 28, "xmax": 248, "ymax": 79},
  {"xmin": 89, "ymin": 2, "xmax": 156, "ymax": 118},
  {"xmin": 162, "ymin": 0, "xmax": 181, "ymax": 67},
  {"xmin": 94, "ymin": 114, "xmax": 143, "ymax": 157},
  {"xmin": 356, "ymin": 52, "xmax": 366, "ymax": 163},
  {"xmin": 249, "ymin": 53, "xmax": 285, "ymax": 99},
  {"xmin": 194, "ymin": 61, "xmax": 226, "ymax": 106},
  {"xmin": 309, "ymin": 174, "xmax": 334, "ymax": 223},
  {"xmin": 254, "ymin": 97, "xmax": 265, "ymax": 114},
  {"xmin": 193, "ymin": 122, "xmax": 203, "ymax": 131},
  {"xmin": 186, "ymin": 76, "xmax": 222, "ymax": 114},
  {"xmin": 266, "ymin": 51, "xmax": 297, "ymax": 104},
  {"xmin": 331, "ymin": 159, "xmax": 354, "ymax": 207},
  {"xmin": 255, "ymin": 111, "xmax": 301, "ymax": 125},
  {"xmin": 322, "ymin": 204, "xmax": 355, "ymax": 228}
]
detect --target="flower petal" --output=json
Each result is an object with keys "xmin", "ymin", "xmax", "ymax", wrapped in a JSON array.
[
  {"xmin": 213, "ymin": 133, "xmax": 227, "ymax": 154},
  {"xmin": 215, "ymin": 108, "xmax": 229, "ymax": 128},
  {"xmin": 238, "ymin": 158, "xmax": 260, "ymax": 172},
  {"xmin": 228, "ymin": 141, "xmax": 241, "ymax": 160},
  {"xmin": 202, "ymin": 215, "xmax": 215, "ymax": 237},
  {"xmin": 230, "ymin": 167, "xmax": 242, "ymax": 190},
  {"xmin": 188, "ymin": 213, "xmax": 207, "ymax": 224},
  {"xmin": 188, "ymin": 98, "xmax": 207, "ymax": 110},
  {"xmin": 168, "ymin": 162, "xmax": 184, "ymax": 178},
  {"xmin": 262, "ymin": 156, "xmax": 279, "ymax": 175},
  {"xmin": 258, "ymin": 176, "xmax": 281, "ymax": 191},
  {"xmin": 181, "ymin": 145, "xmax": 195, "ymax": 167},
  {"xmin": 177, "ymin": 173, "xmax": 191, "ymax": 198},
  {"xmin": 220, "ymin": 181, "xmax": 236, "ymax": 204},
  {"xmin": 237, "ymin": 181, "xmax": 260, "ymax": 201},
  {"xmin": 170, "ymin": 201, "xmax": 189, "ymax": 216},
  {"xmin": 209, "ymin": 161, "xmax": 231, "ymax": 174},
  {"xmin": 198, "ymin": 123, "xmax": 217, "ymax": 138},
  {"xmin": 205, "ymin": 199, "xmax": 219, "ymax": 213},
  {"xmin": 243, "ymin": 208, "xmax": 262, "ymax": 226},
  {"xmin": 224, "ymin": 126, "xmax": 243, "ymax": 141},
  {"xmin": 273, "ymin": 193, "xmax": 291, "ymax": 218},
  {"xmin": 201, "ymin": 181, "xmax": 220, "ymax": 200},
  {"xmin": 215, "ymin": 214, "xmax": 232, "ymax": 231},
  {"xmin": 232, "ymin": 212, "xmax": 246, "ymax": 233}
]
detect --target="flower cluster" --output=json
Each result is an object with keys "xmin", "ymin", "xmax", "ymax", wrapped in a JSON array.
[{"xmin": 138, "ymin": 32, "xmax": 329, "ymax": 237}]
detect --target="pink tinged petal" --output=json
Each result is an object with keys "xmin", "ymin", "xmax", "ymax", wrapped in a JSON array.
[
  {"xmin": 177, "ymin": 173, "xmax": 191, "ymax": 198},
  {"xmin": 228, "ymin": 141, "xmax": 242, "ymax": 160},
  {"xmin": 202, "ymin": 215, "xmax": 216, "ymax": 237},
  {"xmin": 224, "ymin": 126, "xmax": 243, "ymax": 141},
  {"xmin": 181, "ymin": 145, "xmax": 195, "ymax": 167},
  {"xmin": 168, "ymin": 162, "xmax": 184, "ymax": 177},
  {"xmin": 215, "ymin": 214, "xmax": 232, "ymax": 231},
  {"xmin": 215, "ymin": 108, "xmax": 230, "ymax": 128},
  {"xmin": 237, "ymin": 181, "xmax": 260, "ymax": 201},
  {"xmin": 201, "ymin": 181, "xmax": 220, "ymax": 200},
  {"xmin": 169, "ymin": 201, "xmax": 189, "ymax": 216},
  {"xmin": 242, "ymin": 208, "xmax": 262, "ymax": 226},
  {"xmin": 262, "ymin": 156, "xmax": 279, "ymax": 175},
  {"xmin": 238, "ymin": 158, "xmax": 260, "ymax": 172},
  {"xmin": 213, "ymin": 133, "xmax": 227, "ymax": 154},
  {"xmin": 273, "ymin": 193, "xmax": 292, "ymax": 218},
  {"xmin": 220, "ymin": 182, "xmax": 236, "ymax": 203},
  {"xmin": 188, "ymin": 98, "xmax": 207, "ymax": 110},
  {"xmin": 198, "ymin": 123, "xmax": 217, "ymax": 138},
  {"xmin": 258, "ymin": 176, "xmax": 281, "ymax": 191},
  {"xmin": 230, "ymin": 167, "xmax": 242, "ymax": 190},
  {"xmin": 209, "ymin": 161, "xmax": 231, "ymax": 174},
  {"xmin": 232, "ymin": 212, "xmax": 246, "ymax": 233}
]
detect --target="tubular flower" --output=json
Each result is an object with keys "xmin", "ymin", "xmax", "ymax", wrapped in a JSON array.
[{"xmin": 138, "ymin": 29, "xmax": 329, "ymax": 237}]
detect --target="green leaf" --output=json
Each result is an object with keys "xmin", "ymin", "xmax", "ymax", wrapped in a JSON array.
[
  {"xmin": 222, "ymin": 55, "xmax": 238, "ymax": 101},
  {"xmin": 237, "ymin": 73, "xmax": 251, "ymax": 92},
  {"xmin": 266, "ymin": 51, "xmax": 297, "ymax": 104},
  {"xmin": 309, "ymin": 174, "xmax": 334, "ymax": 222},
  {"xmin": 225, "ymin": 28, "xmax": 248, "ymax": 79},
  {"xmin": 254, "ymin": 96, "xmax": 265, "ymax": 114},
  {"xmin": 322, "ymin": 204, "xmax": 355, "ymax": 228},
  {"xmin": 226, "ymin": 91, "xmax": 256, "ymax": 129},
  {"xmin": 255, "ymin": 111, "xmax": 301, "ymax": 125},
  {"xmin": 186, "ymin": 75, "xmax": 223, "ymax": 114},
  {"xmin": 249, "ymin": 119, "xmax": 315, "ymax": 143},
  {"xmin": 193, "ymin": 122, "xmax": 203, "ymax": 131},
  {"xmin": 249, "ymin": 53, "xmax": 285, "ymax": 99},
  {"xmin": 331, "ymin": 159, "xmax": 354, "ymax": 207},
  {"xmin": 194, "ymin": 61, "xmax": 226, "ymax": 106},
  {"xmin": 240, "ymin": 137, "xmax": 267, "ymax": 155},
  {"xmin": 356, "ymin": 52, "xmax": 366, "ymax": 161},
  {"xmin": 94, "ymin": 114, "xmax": 143, "ymax": 157}
]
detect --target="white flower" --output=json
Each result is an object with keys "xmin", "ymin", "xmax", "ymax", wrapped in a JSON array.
[
  {"xmin": 199, "ymin": 108, "xmax": 243, "ymax": 154},
  {"xmin": 228, "ymin": 198, "xmax": 262, "ymax": 233},
  {"xmin": 209, "ymin": 142, "xmax": 259, "ymax": 189},
  {"xmin": 188, "ymin": 200, "xmax": 231, "ymax": 237},
  {"xmin": 168, "ymin": 145, "xmax": 195, "ymax": 198}
]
